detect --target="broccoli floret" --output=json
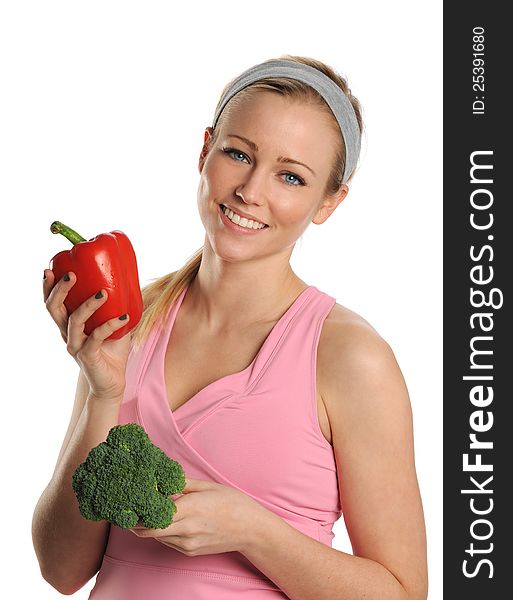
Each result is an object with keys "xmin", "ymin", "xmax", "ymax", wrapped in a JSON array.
[{"xmin": 72, "ymin": 423, "xmax": 186, "ymax": 529}]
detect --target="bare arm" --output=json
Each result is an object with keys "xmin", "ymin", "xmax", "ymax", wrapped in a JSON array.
[
  {"xmin": 32, "ymin": 269, "xmax": 132, "ymax": 595},
  {"xmin": 32, "ymin": 370, "xmax": 122, "ymax": 595},
  {"xmin": 238, "ymin": 321, "xmax": 428, "ymax": 599}
]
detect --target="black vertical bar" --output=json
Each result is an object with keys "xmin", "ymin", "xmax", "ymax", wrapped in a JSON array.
[{"xmin": 444, "ymin": 2, "xmax": 511, "ymax": 597}]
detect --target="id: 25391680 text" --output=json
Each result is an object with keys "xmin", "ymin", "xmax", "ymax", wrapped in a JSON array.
[{"xmin": 472, "ymin": 26, "xmax": 485, "ymax": 115}]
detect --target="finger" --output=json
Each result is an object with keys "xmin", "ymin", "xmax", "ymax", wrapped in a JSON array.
[
  {"xmin": 66, "ymin": 288, "xmax": 110, "ymax": 355},
  {"xmin": 130, "ymin": 521, "xmax": 186, "ymax": 539},
  {"xmin": 45, "ymin": 270, "xmax": 75, "ymax": 306},
  {"xmin": 77, "ymin": 312, "xmax": 130, "ymax": 356},
  {"xmin": 42, "ymin": 268, "xmax": 56, "ymax": 302},
  {"xmin": 155, "ymin": 539, "xmax": 186, "ymax": 552},
  {"xmin": 181, "ymin": 479, "xmax": 215, "ymax": 493},
  {"xmin": 45, "ymin": 271, "xmax": 77, "ymax": 340}
]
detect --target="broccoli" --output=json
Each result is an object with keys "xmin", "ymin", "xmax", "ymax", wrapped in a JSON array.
[{"xmin": 72, "ymin": 423, "xmax": 186, "ymax": 529}]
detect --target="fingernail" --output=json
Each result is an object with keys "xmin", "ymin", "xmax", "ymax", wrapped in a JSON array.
[
  {"xmin": 119, "ymin": 314, "xmax": 128, "ymax": 320},
  {"xmin": 95, "ymin": 290, "xmax": 103, "ymax": 299},
  {"xmin": 63, "ymin": 273, "xmax": 70, "ymax": 282}
]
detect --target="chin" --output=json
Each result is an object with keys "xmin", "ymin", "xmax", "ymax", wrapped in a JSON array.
[{"xmin": 210, "ymin": 241, "xmax": 254, "ymax": 263}]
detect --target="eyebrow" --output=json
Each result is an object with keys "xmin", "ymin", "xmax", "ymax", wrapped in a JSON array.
[{"xmin": 226, "ymin": 134, "xmax": 316, "ymax": 177}]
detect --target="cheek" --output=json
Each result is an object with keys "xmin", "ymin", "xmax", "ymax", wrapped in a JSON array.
[
  {"xmin": 272, "ymin": 197, "xmax": 315, "ymax": 228},
  {"xmin": 197, "ymin": 176, "xmax": 210, "ymax": 204},
  {"xmin": 197, "ymin": 159, "xmax": 225, "ymax": 205},
  {"xmin": 196, "ymin": 178, "xmax": 213, "ymax": 232},
  {"xmin": 197, "ymin": 171, "xmax": 218, "ymax": 219}
]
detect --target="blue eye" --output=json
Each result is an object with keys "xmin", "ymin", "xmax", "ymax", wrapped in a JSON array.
[
  {"xmin": 282, "ymin": 173, "xmax": 304, "ymax": 186},
  {"xmin": 221, "ymin": 147, "xmax": 305, "ymax": 186},
  {"xmin": 223, "ymin": 147, "xmax": 249, "ymax": 163}
]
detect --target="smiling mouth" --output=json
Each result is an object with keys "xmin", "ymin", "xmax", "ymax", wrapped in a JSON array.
[{"xmin": 219, "ymin": 204, "xmax": 269, "ymax": 229}]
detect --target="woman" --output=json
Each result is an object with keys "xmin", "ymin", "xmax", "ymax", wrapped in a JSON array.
[{"xmin": 33, "ymin": 55, "xmax": 428, "ymax": 599}]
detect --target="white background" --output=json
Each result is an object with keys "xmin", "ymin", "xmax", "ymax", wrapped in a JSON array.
[{"xmin": 0, "ymin": 1, "xmax": 442, "ymax": 597}]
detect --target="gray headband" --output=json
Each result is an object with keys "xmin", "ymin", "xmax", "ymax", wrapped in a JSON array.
[{"xmin": 212, "ymin": 58, "xmax": 361, "ymax": 183}]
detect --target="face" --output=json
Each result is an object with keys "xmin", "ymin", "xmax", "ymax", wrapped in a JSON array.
[{"xmin": 196, "ymin": 91, "xmax": 347, "ymax": 263}]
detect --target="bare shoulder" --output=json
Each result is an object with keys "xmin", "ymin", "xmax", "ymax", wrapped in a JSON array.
[
  {"xmin": 317, "ymin": 302, "xmax": 411, "ymax": 434},
  {"xmin": 318, "ymin": 301, "xmax": 400, "ymax": 384},
  {"xmin": 318, "ymin": 303, "xmax": 427, "ymax": 597}
]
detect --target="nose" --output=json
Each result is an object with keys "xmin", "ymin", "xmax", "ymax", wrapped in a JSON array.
[{"xmin": 235, "ymin": 169, "xmax": 267, "ymax": 207}]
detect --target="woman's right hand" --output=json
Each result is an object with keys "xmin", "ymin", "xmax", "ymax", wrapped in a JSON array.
[{"xmin": 43, "ymin": 269, "xmax": 133, "ymax": 403}]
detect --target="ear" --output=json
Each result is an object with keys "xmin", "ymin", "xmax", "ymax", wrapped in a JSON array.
[
  {"xmin": 312, "ymin": 184, "xmax": 349, "ymax": 225},
  {"xmin": 198, "ymin": 127, "xmax": 214, "ymax": 173}
]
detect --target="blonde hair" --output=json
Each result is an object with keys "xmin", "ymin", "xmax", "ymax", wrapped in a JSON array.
[{"xmin": 130, "ymin": 54, "xmax": 364, "ymax": 347}]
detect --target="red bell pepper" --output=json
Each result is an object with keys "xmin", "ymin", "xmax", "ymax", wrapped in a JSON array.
[{"xmin": 49, "ymin": 221, "xmax": 144, "ymax": 341}]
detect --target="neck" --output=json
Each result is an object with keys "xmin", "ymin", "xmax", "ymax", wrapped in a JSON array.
[{"xmin": 185, "ymin": 241, "xmax": 308, "ymax": 333}]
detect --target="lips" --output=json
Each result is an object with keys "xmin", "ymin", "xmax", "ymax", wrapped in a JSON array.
[{"xmin": 220, "ymin": 204, "xmax": 268, "ymax": 227}]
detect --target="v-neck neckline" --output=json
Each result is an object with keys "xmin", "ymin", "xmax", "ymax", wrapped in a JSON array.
[{"xmin": 160, "ymin": 283, "xmax": 316, "ymax": 420}]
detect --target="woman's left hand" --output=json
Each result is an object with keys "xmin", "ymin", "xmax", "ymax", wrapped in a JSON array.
[{"xmin": 129, "ymin": 479, "xmax": 267, "ymax": 556}]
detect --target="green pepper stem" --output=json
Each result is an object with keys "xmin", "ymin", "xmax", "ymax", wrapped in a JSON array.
[{"xmin": 50, "ymin": 221, "xmax": 87, "ymax": 245}]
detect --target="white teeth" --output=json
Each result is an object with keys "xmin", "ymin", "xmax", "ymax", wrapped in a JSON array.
[{"xmin": 222, "ymin": 205, "xmax": 266, "ymax": 229}]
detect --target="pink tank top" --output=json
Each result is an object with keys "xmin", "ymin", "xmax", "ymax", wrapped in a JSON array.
[{"xmin": 89, "ymin": 283, "xmax": 340, "ymax": 599}]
